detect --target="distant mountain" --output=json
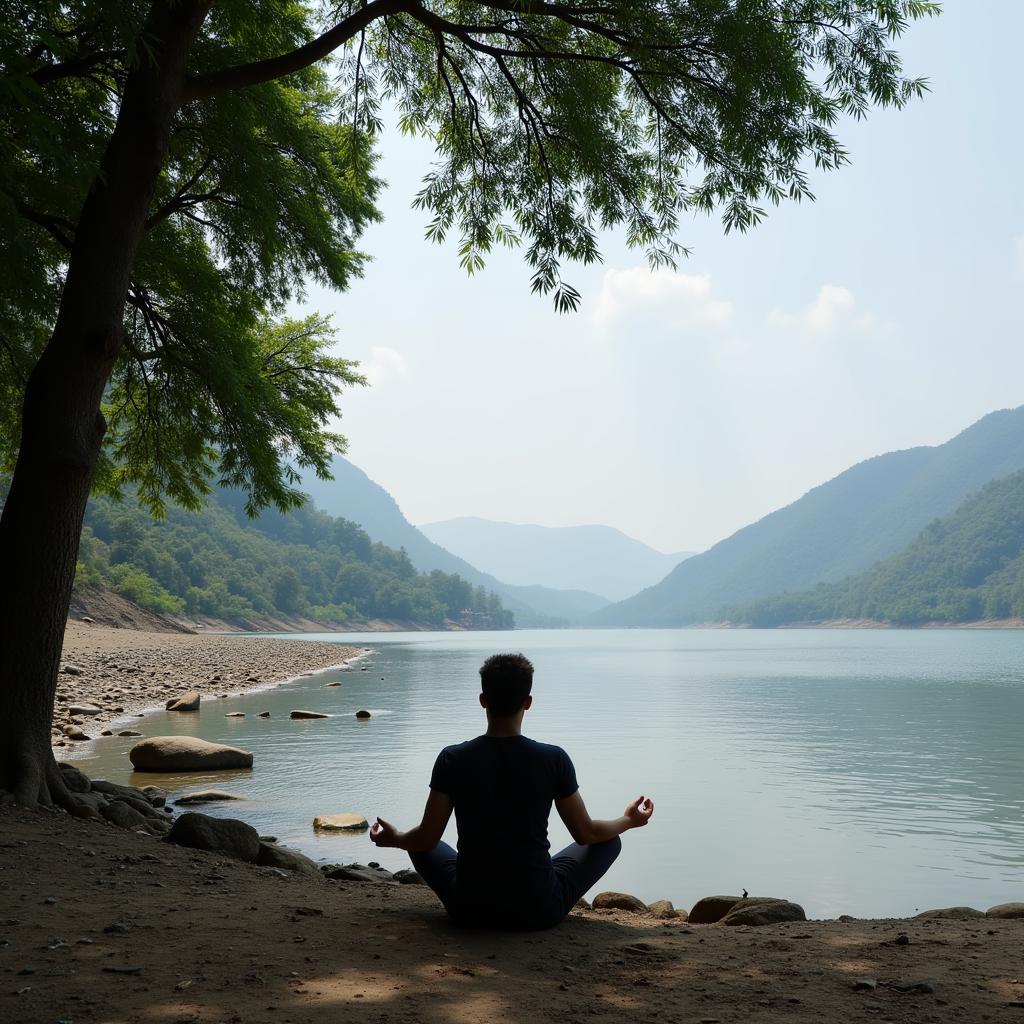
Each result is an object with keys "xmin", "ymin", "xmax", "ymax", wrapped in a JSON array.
[
  {"xmin": 592, "ymin": 406, "xmax": 1024, "ymax": 626},
  {"xmin": 419, "ymin": 517, "xmax": 691, "ymax": 602},
  {"xmin": 300, "ymin": 458, "xmax": 609, "ymax": 625},
  {"xmin": 728, "ymin": 469, "xmax": 1024, "ymax": 625}
]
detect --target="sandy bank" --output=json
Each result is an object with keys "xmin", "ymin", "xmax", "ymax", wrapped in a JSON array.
[
  {"xmin": 54, "ymin": 622, "xmax": 363, "ymax": 747},
  {"xmin": 1, "ymin": 804, "xmax": 1022, "ymax": 1024}
]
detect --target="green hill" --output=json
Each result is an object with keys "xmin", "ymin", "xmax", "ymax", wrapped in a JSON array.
[
  {"xmin": 727, "ymin": 470, "xmax": 1024, "ymax": 626},
  {"xmin": 592, "ymin": 406, "xmax": 1024, "ymax": 627},
  {"xmin": 75, "ymin": 488, "xmax": 514, "ymax": 630}
]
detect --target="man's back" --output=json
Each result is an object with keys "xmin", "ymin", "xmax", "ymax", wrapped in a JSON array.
[{"xmin": 430, "ymin": 734, "xmax": 578, "ymax": 894}]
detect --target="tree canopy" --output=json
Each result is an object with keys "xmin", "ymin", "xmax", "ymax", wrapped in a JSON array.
[{"xmin": 1, "ymin": 0, "xmax": 936, "ymax": 514}]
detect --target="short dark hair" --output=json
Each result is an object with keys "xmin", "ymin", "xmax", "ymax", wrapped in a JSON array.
[{"xmin": 479, "ymin": 653, "xmax": 534, "ymax": 717}]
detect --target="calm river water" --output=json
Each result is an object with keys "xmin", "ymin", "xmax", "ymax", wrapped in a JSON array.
[{"xmin": 68, "ymin": 629, "xmax": 1024, "ymax": 919}]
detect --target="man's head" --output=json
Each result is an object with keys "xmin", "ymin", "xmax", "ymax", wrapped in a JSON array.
[{"xmin": 479, "ymin": 653, "xmax": 534, "ymax": 718}]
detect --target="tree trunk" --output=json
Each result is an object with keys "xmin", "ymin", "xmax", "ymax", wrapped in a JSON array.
[{"xmin": 0, "ymin": 1, "xmax": 211, "ymax": 805}]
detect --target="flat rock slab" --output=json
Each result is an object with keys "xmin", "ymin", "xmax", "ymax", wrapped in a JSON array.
[
  {"xmin": 175, "ymin": 790, "xmax": 244, "ymax": 805},
  {"xmin": 290, "ymin": 710, "xmax": 330, "ymax": 719},
  {"xmin": 689, "ymin": 896, "xmax": 743, "ymax": 924},
  {"xmin": 129, "ymin": 736, "xmax": 253, "ymax": 772},
  {"xmin": 68, "ymin": 703, "xmax": 102, "ymax": 716},
  {"xmin": 324, "ymin": 863, "xmax": 397, "ymax": 884},
  {"xmin": 722, "ymin": 898, "xmax": 806, "ymax": 927},
  {"xmin": 313, "ymin": 813, "xmax": 368, "ymax": 832},
  {"xmin": 914, "ymin": 907, "xmax": 984, "ymax": 920}
]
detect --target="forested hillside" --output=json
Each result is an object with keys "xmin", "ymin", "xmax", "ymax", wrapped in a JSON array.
[
  {"xmin": 592, "ymin": 406, "xmax": 1024, "ymax": 626},
  {"xmin": 74, "ymin": 489, "xmax": 514, "ymax": 629},
  {"xmin": 728, "ymin": 471, "xmax": 1024, "ymax": 626},
  {"xmin": 300, "ymin": 457, "xmax": 608, "ymax": 625}
]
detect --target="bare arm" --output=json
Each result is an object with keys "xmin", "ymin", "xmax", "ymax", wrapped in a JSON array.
[
  {"xmin": 556, "ymin": 792, "xmax": 654, "ymax": 845},
  {"xmin": 369, "ymin": 790, "xmax": 453, "ymax": 853}
]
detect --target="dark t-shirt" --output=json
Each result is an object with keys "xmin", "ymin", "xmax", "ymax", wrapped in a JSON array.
[{"xmin": 429, "ymin": 735, "xmax": 578, "ymax": 912}]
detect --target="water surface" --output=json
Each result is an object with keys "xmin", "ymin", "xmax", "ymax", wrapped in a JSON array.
[{"xmin": 69, "ymin": 629, "xmax": 1024, "ymax": 918}]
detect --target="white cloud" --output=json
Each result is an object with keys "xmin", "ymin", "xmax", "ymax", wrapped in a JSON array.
[
  {"xmin": 770, "ymin": 285, "xmax": 875, "ymax": 335},
  {"xmin": 1012, "ymin": 235, "xmax": 1024, "ymax": 280},
  {"xmin": 360, "ymin": 346, "xmax": 407, "ymax": 386},
  {"xmin": 591, "ymin": 267, "xmax": 733, "ymax": 331}
]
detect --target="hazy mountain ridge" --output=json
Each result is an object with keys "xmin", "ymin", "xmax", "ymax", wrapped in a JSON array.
[
  {"xmin": 592, "ymin": 406, "xmax": 1024, "ymax": 627},
  {"xmin": 419, "ymin": 517, "xmax": 691, "ymax": 602},
  {"xmin": 299, "ymin": 458, "xmax": 610, "ymax": 625},
  {"xmin": 727, "ymin": 469, "xmax": 1024, "ymax": 625}
]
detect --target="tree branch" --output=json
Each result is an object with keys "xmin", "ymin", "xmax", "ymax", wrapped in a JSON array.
[
  {"xmin": 182, "ymin": 0, "xmax": 411, "ymax": 102},
  {"xmin": 12, "ymin": 198, "xmax": 75, "ymax": 249}
]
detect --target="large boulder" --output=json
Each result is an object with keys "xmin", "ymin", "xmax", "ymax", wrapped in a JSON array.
[
  {"xmin": 256, "ymin": 843, "xmax": 320, "ymax": 875},
  {"xmin": 166, "ymin": 812, "xmax": 261, "ymax": 862},
  {"xmin": 722, "ymin": 898, "xmax": 806, "ymax": 927},
  {"xmin": 689, "ymin": 896, "xmax": 743, "ymax": 924},
  {"xmin": 986, "ymin": 903, "xmax": 1024, "ymax": 919},
  {"xmin": 129, "ymin": 736, "xmax": 253, "ymax": 772},
  {"xmin": 165, "ymin": 691, "xmax": 201, "ymax": 712},
  {"xmin": 313, "ymin": 813, "xmax": 368, "ymax": 832},
  {"xmin": 592, "ymin": 891, "xmax": 648, "ymax": 912},
  {"xmin": 57, "ymin": 762, "xmax": 92, "ymax": 794}
]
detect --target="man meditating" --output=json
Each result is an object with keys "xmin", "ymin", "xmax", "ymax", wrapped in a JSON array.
[{"xmin": 370, "ymin": 652, "xmax": 654, "ymax": 929}]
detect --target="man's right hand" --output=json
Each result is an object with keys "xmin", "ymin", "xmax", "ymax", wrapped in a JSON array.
[{"xmin": 624, "ymin": 795, "xmax": 654, "ymax": 828}]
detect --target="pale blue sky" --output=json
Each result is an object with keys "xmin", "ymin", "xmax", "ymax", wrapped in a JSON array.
[{"xmin": 299, "ymin": 1, "xmax": 1024, "ymax": 554}]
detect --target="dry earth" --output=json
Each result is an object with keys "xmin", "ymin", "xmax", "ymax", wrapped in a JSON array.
[{"xmin": 1, "ymin": 806, "xmax": 1023, "ymax": 1024}]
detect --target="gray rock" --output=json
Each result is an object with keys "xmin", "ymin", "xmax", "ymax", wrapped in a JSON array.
[
  {"xmin": 165, "ymin": 691, "xmax": 201, "ymax": 712},
  {"xmin": 324, "ymin": 863, "xmax": 397, "ymax": 884},
  {"xmin": 62, "ymin": 726, "xmax": 90, "ymax": 741},
  {"xmin": 255, "ymin": 843, "xmax": 320, "ymax": 875},
  {"xmin": 118, "ymin": 730, "xmax": 143, "ymax": 737},
  {"xmin": 258, "ymin": 711, "xmax": 271, "ymax": 718},
  {"xmin": 355, "ymin": 709, "xmax": 372, "ymax": 719},
  {"xmin": 101, "ymin": 800, "xmax": 153, "ymax": 832},
  {"xmin": 914, "ymin": 906, "xmax": 984, "ymax": 920},
  {"xmin": 224, "ymin": 712, "xmax": 245, "ymax": 718},
  {"xmin": 290, "ymin": 710, "xmax": 329, "ymax": 719},
  {"xmin": 393, "ymin": 869, "xmax": 426, "ymax": 886},
  {"xmin": 592, "ymin": 891, "xmax": 648, "ymax": 912},
  {"xmin": 68, "ymin": 703, "xmax": 102, "ymax": 716},
  {"xmin": 60, "ymin": 663, "xmax": 85, "ymax": 676},
  {"xmin": 129, "ymin": 736, "xmax": 253, "ymax": 772},
  {"xmin": 58, "ymin": 762, "xmax": 92, "ymax": 794},
  {"xmin": 175, "ymin": 790, "xmax": 243, "ymax": 805},
  {"xmin": 722, "ymin": 898, "xmax": 807, "ymax": 927},
  {"xmin": 140, "ymin": 786, "xmax": 167, "ymax": 808},
  {"xmin": 986, "ymin": 902, "xmax": 1024, "ymax": 919},
  {"xmin": 894, "ymin": 979, "xmax": 936, "ymax": 995},
  {"xmin": 166, "ymin": 812, "xmax": 261, "ymax": 862},
  {"xmin": 688, "ymin": 896, "xmax": 743, "ymax": 924},
  {"xmin": 648, "ymin": 899, "xmax": 683, "ymax": 920}
]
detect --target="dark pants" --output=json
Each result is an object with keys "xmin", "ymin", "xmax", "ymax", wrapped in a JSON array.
[{"xmin": 410, "ymin": 835, "xmax": 622, "ymax": 930}]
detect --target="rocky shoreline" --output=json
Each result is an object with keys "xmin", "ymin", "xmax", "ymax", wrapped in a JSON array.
[{"xmin": 53, "ymin": 621, "xmax": 363, "ymax": 747}]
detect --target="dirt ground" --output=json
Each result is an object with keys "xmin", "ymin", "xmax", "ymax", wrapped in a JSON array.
[{"xmin": 1, "ymin": 805, "xmax": 1022, "ymax": 1024}]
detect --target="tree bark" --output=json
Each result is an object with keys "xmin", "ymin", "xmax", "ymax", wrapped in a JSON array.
[{"xmin": 0, "ymin": 1, "xmax": 212, "ymax": 805}]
